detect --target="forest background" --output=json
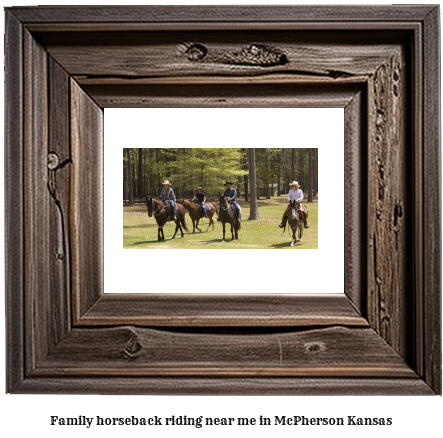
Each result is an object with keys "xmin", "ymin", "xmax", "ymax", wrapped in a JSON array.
[{"xmin": 123, "ymin": 147, "xmax": 318, "ymax": 216}]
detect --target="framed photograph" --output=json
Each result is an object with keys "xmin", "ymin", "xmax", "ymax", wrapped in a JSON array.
[{"xmin": 5, "ymin": 5, "xmax": 440, "ymax": 394}]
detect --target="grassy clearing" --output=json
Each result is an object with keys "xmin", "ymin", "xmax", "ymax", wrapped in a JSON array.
[{"xmin": 123, "ymin": 196, "xmax": 318, "ymax": 249}]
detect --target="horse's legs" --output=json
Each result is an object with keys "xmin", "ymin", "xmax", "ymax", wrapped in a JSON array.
[
  {"xmin": 231, "ymin": 223, "xmax": 234, "ymax": 240},
  {"xmin": 161, "ymin": 227, "xmax": 165, "ymax": 241},
  {"xmin": 235, "ymin": 223, "xmax": 238, "ymax": 240},
  {"xmin": 196, "ymin": 218, "xmax": 202, "ymax": 233},
  {"xmin": 222, "ymin": 222, "xmax": 225, "ymax": 242},
  {"xmin": 158, "ymin": 227, "xmax": 162, "ymax": 241},
  {"xmin": 206, "ymin": 213, "xmax": 211, "ymax": 232},
  {"xmin": 171, "ymin": 224, "xmax": 177, "ymax": 240},
  {"xmin": 291, "ymin": 226, "xmax": 296, "ymax": 246},
  {"xmin": 179, "ymin": 217, "xmax": 185, "ymax": 238}
]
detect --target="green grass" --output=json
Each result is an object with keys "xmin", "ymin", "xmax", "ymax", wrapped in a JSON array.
[{"xmin": 123, "ymin": 196, "xmax": 318, "ymax": 249}]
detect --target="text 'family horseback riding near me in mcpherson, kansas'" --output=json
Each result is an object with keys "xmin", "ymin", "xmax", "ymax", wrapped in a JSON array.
[{"xmin": 49, "ymin": 415, "xmax": 393, "ymax": 428}]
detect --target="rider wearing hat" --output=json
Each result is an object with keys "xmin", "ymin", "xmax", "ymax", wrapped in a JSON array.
[
  {"xmin": 191, "ymin": 187, "xmax": 209, "ymax": 219},
  {"xmin": 279, "ymin": 181, "xmax": 309, "ymax": 229},
  {"xmin": 224, "ymin": 181, "xmax": 241, "ymax": 219},
  {"xmin": 160, "ymin": 180, "xmax": 177, "ymax": 220}
]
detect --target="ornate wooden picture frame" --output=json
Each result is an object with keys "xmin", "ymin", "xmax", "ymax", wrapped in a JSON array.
[{"xmin": 5, "ymin": 6, "xmax": 441, "ymax": 394}]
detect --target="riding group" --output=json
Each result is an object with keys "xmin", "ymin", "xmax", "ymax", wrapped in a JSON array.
[{"xmin": 145, "ymin": 180, "xmax": 309, "ymax": 246}]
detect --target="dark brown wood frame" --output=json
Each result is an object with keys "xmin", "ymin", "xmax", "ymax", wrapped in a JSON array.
[{"xmin": 5, "ymin": 6, "xmax": 441, "ymax": 394}]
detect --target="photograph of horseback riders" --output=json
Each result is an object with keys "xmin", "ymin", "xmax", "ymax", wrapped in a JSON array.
[{"xmin": 123, "ymin": 147, "xmax": 318, "ymax": 249}]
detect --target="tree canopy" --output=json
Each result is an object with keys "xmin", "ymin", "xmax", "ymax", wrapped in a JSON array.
[{"xmin": 123, "ymin": 148, "xmax": 318, "ymax": 206}]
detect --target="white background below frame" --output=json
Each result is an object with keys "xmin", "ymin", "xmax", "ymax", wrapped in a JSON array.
[{"xmin": 104, "ymin": 108, "xmax": 344, "ymax": 294}]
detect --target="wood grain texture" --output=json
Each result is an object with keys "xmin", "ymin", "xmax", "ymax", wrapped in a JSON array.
[
  {"xmin": 4, "ymin": 5, "xmax": 441, "ymax": 394},
  {"xmin": 38, "ymin": 326, "xmax": 414, "ymax": 378},
  {"xmin": 14, "ymin": 377, "xmax": 433, "ymax": 395},
  {"xmin": 5, "ymin": 11, "xmax": 24, "ymax": 393},
  {"xmin": 422, "ymin": 6, "xmax": 441, "ymax": 395},
  {"xmin": 42, "ymin": 31, "xmax": 402, "ymax": 80},
  {"xmin": 23, "ymin": 30, "xmax": 50, "ymax": 372},
  {"xmin": 344, "ymin": 90, "xmax": 366, "ymax": 314},
  {"xmin": 70, "ymin": 80, "xmax": 104, "ymax": 321},
  {"xmin": 366, "ymin": 50, "xmax": 409, "ymax": 358},
  {"xmin": 80, "ymin": 294, "xmax": 367, "ymax": 327},
  {"xmin": 8, "ymin": 5, "xmax": 436, "ymax": 23},
  {"xmin": 48, "ymin": 58, "xmax": 72, "ymax": 346},
  {"xmin": 83, "ymin": 83, "xmax": 360, "ymax": 109}
]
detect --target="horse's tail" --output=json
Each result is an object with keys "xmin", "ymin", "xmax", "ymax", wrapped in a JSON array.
[
  {"xmin": 181, "ymin": 214, "xmax": 189, "ymax": 232},
  {"xmin": 235, "ymin": 218, "xmax": 241, "ymax": 231},
  {"xmin": 212, "ymin": 203, "xmax": 219, "ymax": 217}
]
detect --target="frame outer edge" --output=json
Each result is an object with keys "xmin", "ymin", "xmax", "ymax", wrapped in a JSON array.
[
  {"xmin": 423, "ymin": 6, "xmax": 441, "ymax": 395},
  {"xmin": 6, "ymin": 5, "xmax": 437, "ymax": 23},
  {"xmin": 4, "ymin": 5, "xmax": 441, "ymax": 395},
  {"xmin": 5, "ymin": 11, "xmax": 24, "ymax": 392}
]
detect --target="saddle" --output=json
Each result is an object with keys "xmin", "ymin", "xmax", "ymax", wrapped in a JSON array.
[
  {"xmin": 228, "ymin": 202, "xmax": 239, "ymax": 219},
  {"xmin": 164, "ymin": 201, "xmax": 180, "ymax": 218}
]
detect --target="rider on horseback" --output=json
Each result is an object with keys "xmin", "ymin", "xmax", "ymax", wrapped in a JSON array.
[
  {"xmin": 223, "ymin": 181, "xmax": 241, "ymax": 219},
  {"xmin": 279, "ymin": 181, "xmax": 309, "ymax": 229},
  {"xmin": 191, "ymin": 187, "xmax": 209, "ymax": 219},
  {"xmin": 160, "ymin": 180, "xmax": 177, "ymax": 221}
]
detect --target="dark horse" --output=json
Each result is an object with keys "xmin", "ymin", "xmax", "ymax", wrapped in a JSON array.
[
  {"xmin": 181, "ymin": 199, "xmax": 219, "ymax": 233},
  {"xmin": 145, "ymin": 197, "xmax": 189, "ymax": 241},
  {"xmin": 218, "ymin": 194, "xmax": 241, "ymax": 241},
  {"xmin": 286, "ymin": 200, "xmax": 304, "ymax": 246}
]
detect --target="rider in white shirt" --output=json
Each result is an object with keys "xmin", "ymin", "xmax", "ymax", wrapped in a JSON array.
[
  {"xmin": 279, "ymin": 181, "xmax": 309, "ymax": 229},
  {"xmin": 287, "ymin": 186, "xmax": 304, "ymax": 203}
]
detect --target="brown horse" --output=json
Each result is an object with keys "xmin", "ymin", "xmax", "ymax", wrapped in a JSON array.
[
  {"xmin": 145, "ymin": 197, "xmax": 189, "ymax": 241},
  {"xmin": 181, "ymin": 199, "xmax": 219, "ymax": 233}
]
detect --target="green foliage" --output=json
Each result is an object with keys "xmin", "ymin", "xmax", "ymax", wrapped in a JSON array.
[{"xmin": 123, "ymin": 147, "xmax": 318, "ymax": 200}]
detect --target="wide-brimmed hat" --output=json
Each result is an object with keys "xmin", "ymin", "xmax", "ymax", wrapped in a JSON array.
[
  {"xmin": 290, "ymin": 181, "xmax": 299, "ymax": 187},
  {"xmin": 196, "ymin": 187, "xmax": 203, "ymax": 190},
  {"xmin": 225, "ymin": 181, "xmax": 233, "ymax": 186},
  {"xmin": 162, "ymin": 180, "xmax": 171, "ymax": 186}
]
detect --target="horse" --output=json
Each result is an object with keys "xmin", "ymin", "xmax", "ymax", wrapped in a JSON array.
[
  {"xmin": 218, "ymin": 194, "xmax": 241, "ymax": 241},
  {"xmin": 145, "ymin": 196, "xmax": 189, "ymax": 241},
  {"xmin": 181, "ymin": 199, "xmax": 219, "ymax": 233},
  {"xmin": 287, "ymin": 200, "xmax": 304, "ymax": 246}
]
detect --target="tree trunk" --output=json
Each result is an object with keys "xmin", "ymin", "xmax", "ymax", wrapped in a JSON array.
[
  {"xmin": 300, "ymin": 153, "xmax": 304, "ymax": 191},
  {"xmin": 277, "ymin": 151, "xmax": 281, "ymax": 196},
  {"xmin": 308, "ymin": 148, "xmax": 313, "ymax": 202},
  {"xmin": 283, "ymin": 149, "xmax": 289, "ymax": 193},
  {"xmin": 155, "ymin": 148, "xmax": 161, "ymax": 196},
  {"xmin": 291, "ymin": 148, "xmax": 295, "ymax": 182},
  {"xmin": 314, "ymin": 149, "xmax": 318, "ymax": 196},
  {"xmin": 123, "ymin": 149, "xmax": 127, "ymax": 203},
  {"xmin": 138, "ymin": 148, "xmax": 143, "ymax": 199},
  {"xmin": 243, "ymin": 149, "xmax": 249, "ymax": 202},
  {"xmin": 248, "ymin": 148, "xmax": 259, "ymax": 220},
  {"xmin": 127, "ymin": 148, "xmax": 134, "ymax": 205},
  {"xmin": 265, "ymin": 150, "xmax": 270, "ymax": 199},
  {"xmin": 244, "ymin": 173, "xmax": 249, "ymax": 202}
]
